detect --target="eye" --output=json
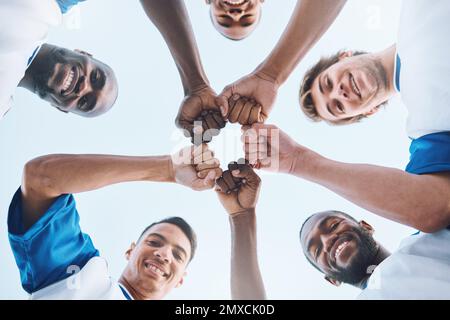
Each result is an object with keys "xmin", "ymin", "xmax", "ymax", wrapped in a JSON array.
[
  {"xmin": 90, "ymin": 69, "xmax": 99, "ymax": 85},
  {"xmin": 330, "ymin": 221, "xmax": 341, "ymax": 231},
  {"xmin": 173, "ymin": 251, "xmax": 183, "ymax": 262},
  {"xmin": 336, "ymin": 101, "xmax": 345, "ymax": 114},
  {"xmin": 315, "ymin": 245, "xmax": 322, "ymax": 260},
  {"xmin": 147, "ymin": 240, "xmax": 161, "ymax": 247},
  {"xmin": 78, "ymin": 96, "xmax": 88, "ymax": 110},
  {"xmin": 326, "ymin": 76, "xmax": 332, "ymax": 89}
]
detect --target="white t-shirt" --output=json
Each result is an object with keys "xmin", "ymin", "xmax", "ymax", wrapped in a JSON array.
[
  {"xmin": 30, "ymin": 257, "xmax": 129, "ymax": 300},
  {"xmin": 397, "ymin": 0, "xmax": 450, "ymax": 139},
  {"xmin": 358, "ymin": 229, "xmax": 450, "ymax": 300},
  {"xmin": 0, "ymin": 0, "xmax": 62, "ymax": 119}
]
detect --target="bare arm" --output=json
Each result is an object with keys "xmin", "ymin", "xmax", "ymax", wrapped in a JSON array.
[
  {"xmin": 243, "ymin": 124, "xmax": 450, "ymax": 233},
  {"xmin": 258, "ymin": 0, "xmax": 347, "ymax": 84},
  {"xmin": 140, "ymin": 0, "xmax": 209, "ymax": 93},
  {"xmin": 295, "ymin": 150, "xmax": 450, "ymax": 233},
  {"xmin": 216, "ymin": 163, "xmax": 266, "ymax": 300},
  {"xmin": 229, "ymin": 209, "xmax": 266, "ymax": 300},
  {"xmin": 22, "ymin": 146, "xmax": 221, "ymax": 230}
]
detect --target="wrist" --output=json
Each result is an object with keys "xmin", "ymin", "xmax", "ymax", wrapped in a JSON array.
[
  {"xmin": 254, "ymin": 62, "xmax": 285, "ymax": 87},
  {"xmin": 290, "ymin": 145, "xmax": 321, "ymax": 178},
  {"xmin": 183, "ymin": 77, "xmax": 210, "ymax": 96},
  {"xmin": 229, "ymin": 208, "xmax": 256, "ymax": 220}
]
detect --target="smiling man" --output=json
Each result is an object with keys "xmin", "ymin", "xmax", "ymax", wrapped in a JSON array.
[
  {"xmin": 7, "ymin": 145, "xmax": 221, "ymax": 299},
  {"xmin": 206, "ymin": 0, "xmax": 264, "ymax": 41},
  {"xmin": 0, "ymin": 0, "xmax": 117, "ymax": 120},
  {"xmin": 300, "ymin": 210, "xmax": 450, "ymax": 299}
]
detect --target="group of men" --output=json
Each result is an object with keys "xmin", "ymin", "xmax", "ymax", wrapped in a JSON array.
[{"xmin": 3, "ymin": 0, "xmax": 450, "ymax": 300}]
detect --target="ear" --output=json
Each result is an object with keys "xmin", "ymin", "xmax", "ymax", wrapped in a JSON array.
[
  {"xmin": 74, "ymin": 49, "xmax": 93, "ymax": 57},
  {"xmin": 125, "ymin": 242, "xmax": 136, "ymax": 261},
  {"xmin": 359, "ymin": 220, "xmax": 375, "ymax": 235},
  {"xmin": 338, "ymin": 51, "xmax": 354, "ymax": 61},
  {"xmin": 325, "ymin": 275, "xmax": 341, "ymax": 287},
  {"xmin": 175, "ymin": 272, "xmax": 187, "ymax": 288}
]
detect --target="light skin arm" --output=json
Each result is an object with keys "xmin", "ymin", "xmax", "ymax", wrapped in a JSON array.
[
  {"xmin": 216, "ymin": 162, "xmax": 266, "ymax": 300},
  {"xmin": 243, "ymin": 124, "xmax": 450, "ymax": 233},
  {"xmin": 257, "ymin": 0, "xmax": 347, "ymax": 84},
  {"xmin": 140, "ymin": 0, "xmax": 225, "ymax": 141},
  {"xmin": 21, "ymin": 145, "xmax": 221, "ymax": 230},
  {"xmin": 218, "ymin": 0, "xmax": 347, "ymax": 124}
]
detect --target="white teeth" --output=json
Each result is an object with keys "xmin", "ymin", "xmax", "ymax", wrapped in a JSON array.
[
  {"xmin": 350, "ymin": 75, "xmax": 361, "ymax": 97},
  {"xmin": 334, "ymin": 241, "xmax": 349, "ymax": 260},
  {"xmin": 62, "ymin": 70, "xmax": 74, "ymax": 92},
  {"xmin": 224, "ymin": 0, "xmax": 246, "ymax": 6},
  {"xmin": 147, "ymin": 263, "xmax": 166, "ymax": 277}
]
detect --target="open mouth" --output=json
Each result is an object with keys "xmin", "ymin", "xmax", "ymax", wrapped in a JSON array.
[
  {"xmin": 349, "ymin": 73, "xmax": 361, "ymax": 99},
  {"xmin": 330, "ymin": 236, "xmax": 352, "ymax": 265},
  {"xmin": 223, "ymin": 0, "xmax": 248, "ymax": 7},
  {"xmin": 61, "ymin": 65, "xmax": 79, "ymax": 97},
  {"xmin": 144, "ymin": 261, "xmax": 168, "ymax": 278}
]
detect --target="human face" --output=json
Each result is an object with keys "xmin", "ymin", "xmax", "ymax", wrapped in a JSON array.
[
  {"xmin": 300, "ymin": 212, "xmax": 379, "ymax": 285},
  {"xmin": 207, "ymin": 0, "xmax": 264, "ymax": 40},
  {"xmin": 310, "ymin": 53, "xmax": 388, "ymax": 122},
  {"xmin": 124, "ymin": 223, "xmax": 192, "ymax": 299},
  {"xmin": 34, "ymin": 47, "xmax": 118, "ymax": 117}
]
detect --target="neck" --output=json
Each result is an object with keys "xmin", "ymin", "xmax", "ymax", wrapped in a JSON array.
[
  {"xmin": 118, "ymin": 273, "xmax": 160, "ymax": 301},
  {"xmin": 374, "ymin": 44, "xmax": 397, "ymax": 98},
  {"xmin": 18, "ymin": 43, "xmax": 54, "ymax": 92},
  {"xmin": 355, "ymin": 244, "xmax": 390, "ymax": 289}
]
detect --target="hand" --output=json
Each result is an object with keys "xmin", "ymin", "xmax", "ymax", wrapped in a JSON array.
[
  {"xmin": 242, "ymin": 123, "xmax": 304, "ymax": 174},
  {"xmin": 216, "ymin": 71, "xmax": 279, "ymax": 125},
  {"xmin": 215, "ymin": 160, "xmax": 261, "ymax": 216},
  {"xmin": 171, "ymin": 144, "xmax": 222, "ymax": 191},
  {"xmin": 176, "ymin": 86, "xmax": 227, "ymax": 144}
]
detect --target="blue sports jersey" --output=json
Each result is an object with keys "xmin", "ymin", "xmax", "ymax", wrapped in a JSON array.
[
  {"xmin": 55, "ymin": 0, "xmax": 86, "ymax": 14},
  {"xmin": 406, "ymin": 132, "xmax": 450, "ymax": 175},
  {"xmin": 8, "ymin": 188, "xmax": 99, "ymax": 294}
]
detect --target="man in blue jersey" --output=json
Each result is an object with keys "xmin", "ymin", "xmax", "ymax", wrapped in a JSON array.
[{"xmin": 8, "ymin": 145, "xmax": 222, "ymax": 299}]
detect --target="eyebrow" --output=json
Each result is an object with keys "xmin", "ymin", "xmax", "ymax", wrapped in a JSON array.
[
  {"xmin": 306, "ymin": 216, "xmax": 335, "ymax": 257},
  {"xmin": 318, "ymin": 75, "xmax": 336, "ymax": 118},
  {"xmin": 147, "ymin": 233, "xmax": 188, "ymax": 260}
]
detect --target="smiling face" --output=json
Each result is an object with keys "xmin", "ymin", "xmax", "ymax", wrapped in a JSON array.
[
  {"xmin": 32, "ymin": 46, "xmax": 118, "ymax": 117},
  {"xmin": 308, "ymin": 52, "xmax": 388, "ymax": 123},
  {"xmin": 206, "ymin": 0, "xmax": 264, "ymax": 40},
  {"xmin": 123, "ymin": 223, "xmax": 192, "ymax": 299},
  {"xmin": 300, "ymin": 211, "xmax": 379, "ymax": 286}
]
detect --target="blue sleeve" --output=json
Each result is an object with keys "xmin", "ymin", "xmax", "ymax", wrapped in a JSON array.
[
  {"xmin": 7, "ymin": 188, "xmax": 99, "ymax": 294},
  {"xmin": 406, "ymin": 132, "xmax": 450, "ymax": 175},
  {"xmin": 55, "ymin": 0, "xmax": 86, "ymax": 14}
]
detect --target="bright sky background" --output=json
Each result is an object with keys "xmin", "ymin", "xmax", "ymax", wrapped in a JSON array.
[{"xmin": 0, "ymin": 0, "xmax": 411, "ymax": 300}]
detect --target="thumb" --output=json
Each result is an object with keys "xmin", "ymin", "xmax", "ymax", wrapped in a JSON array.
[
  {"xmin": 216, "ymin": 94, "xmax": 230, "ymax": 118},
  {"xmin": 231, "ymin": 165, "xmax": 260, "ymax": 186}
]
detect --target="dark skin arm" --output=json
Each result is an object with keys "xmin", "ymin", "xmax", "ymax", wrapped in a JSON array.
[
  {"xmin": 140, "ymin": 0, "xmax": 226, "ymax": 143},
  {"xmin": 216, "ymin": 162, "xmax": 266, "ymax": 300}
]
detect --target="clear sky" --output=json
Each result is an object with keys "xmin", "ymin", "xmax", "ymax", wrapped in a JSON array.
[{"xmin": 0, "ymin": 0, "xmax": 411, "ymax": 299}]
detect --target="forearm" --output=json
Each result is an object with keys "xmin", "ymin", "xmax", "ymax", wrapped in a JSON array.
[
  {"xmin": 229, "ymin": 210, "xmax": 266, "ymax": 300},
  {"xmin": 23, "ymin": 154, "xmax": 174, "ymax": 198},
  {"xmin": 140, "ymin": 0, "xmax": 209, "ymax": 94},
  {"xmin": 257, "ymin": 0, "xmax": 346, "ymax": 84},
  {"xmin": 293, "ymin": 149, "xmax": 450, "ymax": 232}
]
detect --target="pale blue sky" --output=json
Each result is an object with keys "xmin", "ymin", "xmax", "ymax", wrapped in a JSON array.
[{"xmin": 0, "ymin": 0, "xmax": 411, "ymax": 299}]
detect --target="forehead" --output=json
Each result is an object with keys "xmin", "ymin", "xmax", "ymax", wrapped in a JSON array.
[
  {"xmin": 143, "ymin": 223, "xmax": 191, "ymax": 256},
  {"xmin": 301, "ymin": 213, "xmax": 348, "ymax": 248}
]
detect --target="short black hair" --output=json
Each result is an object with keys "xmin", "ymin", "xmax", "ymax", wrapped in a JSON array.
[
  {"xmin": 299, "ymin": 210, "xmax": 358, "ymax": 273},
  {"xmin": 139, "ymin": 216, "xmax": 197, "ymax": 263}
]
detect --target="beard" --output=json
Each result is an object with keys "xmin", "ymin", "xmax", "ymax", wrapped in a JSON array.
[
  {"xmin": 30, "ymin": 48, "xmax": 67, "ymax": 99},
  {"xmin": 329, "ymin": 226, "xmax": 379, "ymax": 285}
]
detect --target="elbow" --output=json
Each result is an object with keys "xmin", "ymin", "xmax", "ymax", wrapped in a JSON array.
[
  {"xmin": 22, "ymin": 155, "xmax": 58, "ymax": 196},
  {"xmin": 411, "ymin": 208, "xmax": 450, "ymax": 234}
]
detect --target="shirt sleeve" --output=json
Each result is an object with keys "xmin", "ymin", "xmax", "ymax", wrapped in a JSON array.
[
  {"xmin": 7, "ymin": 187, "xmax": 99, "ymax": 294},
  {"xmin": 406, "ymin": 132, "xmax": 450, "ymax": 175}
]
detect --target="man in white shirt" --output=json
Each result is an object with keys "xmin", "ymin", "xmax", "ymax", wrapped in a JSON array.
[
  {"xmin": 299, "ymin": 210, "xmax": 450, "ymax": 299},
  {"xmin": 0, "ymin": 0, "xmax": 118, "ymax": 120},
  {"xmin": 8, "ymin": 144, "xmax": 222, "ymax": 299}
]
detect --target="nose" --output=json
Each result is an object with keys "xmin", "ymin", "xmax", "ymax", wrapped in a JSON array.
[
  {"xmin": 320, "ymin": 233, "xmax": 337, "ymax": 254},
  {"xmin": 154, "ymin": 246, "xmax": 171, "ymax": 263},
  {"xmin": 228, "ymin": 8, "xmax": 244, "ymax": 19},
  {"xmin": 337, "ymin": 83, "xmax": 349, "ymax": 99},
  {"xmin": 75, "ymin": 75, "xmax": 88, "ymax": 96}
]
